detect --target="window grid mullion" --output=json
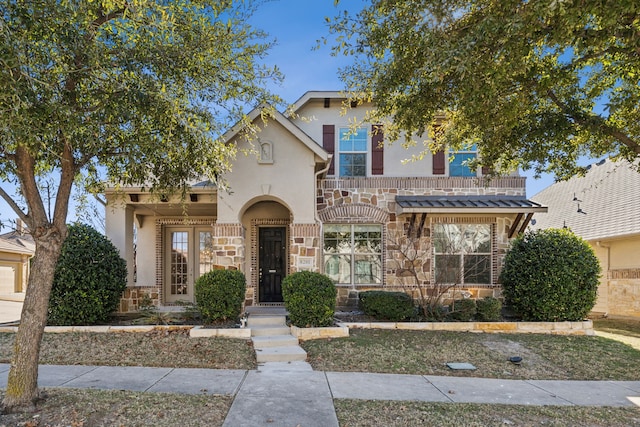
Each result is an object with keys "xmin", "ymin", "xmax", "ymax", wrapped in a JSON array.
[{"xmin": 350, "ymin": 225, "xmax": 355, "ymax": 286}]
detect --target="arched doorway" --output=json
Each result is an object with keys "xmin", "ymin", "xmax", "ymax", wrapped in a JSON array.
[{"xmin": 241, "ymin": 200, "xmax": 291, "ymax": 305}]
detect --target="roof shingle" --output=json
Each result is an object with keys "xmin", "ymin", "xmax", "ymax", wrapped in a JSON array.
[{"xmin": 531, "ymin": 159, "xmax": 640, "ymax": 241}]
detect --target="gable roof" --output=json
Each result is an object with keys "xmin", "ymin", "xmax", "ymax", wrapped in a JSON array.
[
  {"xmin": 0, "ymin": 230, "xmax": 35, "ymax": 256},
  {"xmin": 222, "ymin": 104, "xmax": 329, "ymax": 163},
  {"xmin": 290, "ymin": 91, "xmax": 347, "ymax": 113},
  {"xmin": 531, "ymin": 159, "xmax": 640, "ymax": 241}
]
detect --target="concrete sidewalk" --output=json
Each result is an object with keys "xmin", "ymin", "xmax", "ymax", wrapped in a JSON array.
[{"xmin": 1, "ymin": 363, "xmax": 639, "ymax": 426}]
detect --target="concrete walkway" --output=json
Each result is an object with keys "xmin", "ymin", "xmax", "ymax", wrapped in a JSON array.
[
  {"xmin": 1, "ymin": 363, "xmax": 639, "ymax": 426},
  {"xmin": 0, "ymin": 299, "xmax": 22, "ymax": 324},
  {"xmin": 596, "ymin": 330, "xmax": 640, "ymax": 351}
]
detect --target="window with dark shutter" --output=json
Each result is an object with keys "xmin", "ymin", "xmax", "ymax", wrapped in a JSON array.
[
  {"xmin": 371, "ymin": 124, "xmax": 384, "ymax": 175},
  {"xmin": 433, "ymin": 149, "xmax": 445, "ymax": 175},
  {"xmin": 323, "ymin": 125, "xmax": 335, "ymax": 175}
]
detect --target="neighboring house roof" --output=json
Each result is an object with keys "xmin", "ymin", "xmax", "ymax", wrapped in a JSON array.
[
  {"xmin": 396, "ymin": 195, "xmax": 546, "ymax": 214},
  {"xmin": 531, "ymin": 159, "xmax": 640, "ymax": 241},
  {"xmin": 0, "ymin": 230, "xmax": 35, "ymax": 256},
  {"xmin": 290, "ymin": 91, "xmax": 347, "ymax": 113},
  {"xmin": 222, "ymin": 103, "xmax": 329, "ymax": 163}
]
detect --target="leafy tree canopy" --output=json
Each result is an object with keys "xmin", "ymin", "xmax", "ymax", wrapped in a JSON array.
[
  {"xmin": 0, "ymin": 0, "xmax": 281, "ymax": 213},
  {"xmin": 327, "ymin": 0, "xmax": 640, "ymax": 180},
  {"xmin": 0, "ymin": 0, "xmax": 279, "ymax": 411}
]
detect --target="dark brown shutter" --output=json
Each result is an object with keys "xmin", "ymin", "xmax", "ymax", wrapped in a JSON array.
[
  {"xmin": 481, "ymin": 165, "xmax": 491, "ymax": 175},
  {"xmin": 433, "ymin": 149, "xmax": 445, "ymax": 175},
  {"xmin": 371, "ymin": 124, "xmax": 384, "ymax": 175},
  {"xmin": 323, "ymin": 124, "xmax": 335, "ymax": 175}
]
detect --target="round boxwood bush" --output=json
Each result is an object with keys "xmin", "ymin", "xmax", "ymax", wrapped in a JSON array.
[
  {"xmin": 358, "ymin": 290, "xmax": 415, "ymax": 321},
  {"xmin": 476, "ymin": 296, "xmax": 502, "ymax": 322},
  {"xmin": 48, "ymin": 223, "xmax": 127, "ymax": 325},
  {"xmin": 446, "ymin": 298, "xmax": 477, "ymax": 322},
  {"xmin": 195, "ymin": 269, "xmax": 246, "ymax": 323},
  {"xmin": 500, "ymin": 228, "xmax": 600, "ymax": 321},
  {"xmin": 281, "ymin": 271, "xmax": 336, "ymax": 327}
]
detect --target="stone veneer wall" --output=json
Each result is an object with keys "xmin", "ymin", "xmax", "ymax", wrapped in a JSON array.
[
  {"xmin": 289, "ymin": 223, "xmax": 321, "ymax": 274},
  {"xmin": 318, "ymin": 176, "xmax": 526, "ymax": 211},
  {"xmin": 606, "ymin": 268, "xmax": 640, "ymax": 318},
  {"xmin": 118, "ymin": 286, "xmax": 160, "ymax": 313},
  {"xmin": 318, "ymin": 177, "xmax": 522, "ymax": 308},
  {"xmin": 211, "ymin": 223, "xmax": 245, "ymax": 270}
]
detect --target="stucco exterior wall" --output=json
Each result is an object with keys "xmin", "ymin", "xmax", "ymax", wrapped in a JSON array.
[
  {"xmin": 105, "ymin": 198, "xmax": 135, "ymax": 286},
  {"xmin": 608, "ymin": 238, "xmax": 639, "ymax": 270},
  {"xmin": 590, "ymin": 236, "xmax": 640, "ymax": 318},
  {"xmin": 219, "ymin": 119, "xmax": 318, "ymax": 224},
  {"xmin": 293, "ymin": 99, "xmax": 520, "ymax": 179},
  {"xmin": 135, "ymin": 221, "xmax": 157, "ymax": 287},
  {"xmin": 293, "ymin": 99, "xmax": 436, "ymax": 177}
]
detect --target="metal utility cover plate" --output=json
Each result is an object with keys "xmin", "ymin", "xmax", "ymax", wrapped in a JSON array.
[{"xmin": 446, "ymin": 362, "xmax": 477, "ymax": 370}]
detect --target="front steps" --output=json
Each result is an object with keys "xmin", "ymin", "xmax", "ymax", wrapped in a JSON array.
[{"xmin": 248, "ymin": 311, "xmax": 308, "ymax": 364}]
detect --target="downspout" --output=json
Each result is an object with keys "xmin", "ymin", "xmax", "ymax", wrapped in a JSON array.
[
  {"xmin": 596, "ymin": 241, "xmax": 611, "ymax": 316},
  {"xmin": 314, "ymin": 154, "xmax": 333, "ymax": 222},
  {"xmin": 596, "ymin": 241, "xmax": 611, "ymax": 272},
  {"xmin": 314, "ymin": 155, "xmax": 333, "ymax": 273}
]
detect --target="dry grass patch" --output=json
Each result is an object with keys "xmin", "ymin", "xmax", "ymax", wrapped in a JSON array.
[
  {"xmin": 334, "ymin": 400, "xmax": 640, "ymax": 427},
  {"xmin": 0, "ymin": 329, "xmax": 255, "ymax": 370},
  {"xmin": 301, "ymin": 329, "xmax": 640, "ymax": 380},
  {"xmin": 0, "ymin": 389, "xmax": 231, "ymax": 427}
]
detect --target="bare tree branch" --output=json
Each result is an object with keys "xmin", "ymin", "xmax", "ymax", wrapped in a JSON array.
[{"xmin": 0, "ymin": 186, "xmax": 27, "ymax": 223}]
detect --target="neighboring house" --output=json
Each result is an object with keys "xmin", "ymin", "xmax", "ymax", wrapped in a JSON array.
[
  {"xmin": 531, "ymin": 159, "xmax": 640, "ymax": 318},
  {"xmin": 105, "ymin": 91, "xmax": 546, "ymax": 312},
  {"xmin": 0, "ymin": 220, "xmax": 34, "ymax": 295}
]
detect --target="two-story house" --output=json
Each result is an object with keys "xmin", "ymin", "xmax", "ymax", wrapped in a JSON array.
[{"xmin": 105, "ymin": 91, "xmax": 546, "ymax": 312}]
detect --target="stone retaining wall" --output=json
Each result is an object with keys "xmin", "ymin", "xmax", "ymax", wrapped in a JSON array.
[
  {"xmin": 339, "ymin": 320, "xmax": 594, "ymax": 336},
  {"xmin": 0, "ymin": 320, "xmax": 594, "ymax": 337}
]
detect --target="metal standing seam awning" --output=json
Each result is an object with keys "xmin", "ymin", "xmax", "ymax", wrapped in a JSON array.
[{"xmin": 395, "ymin": 195, "xmax": 548, "ymax": 238}]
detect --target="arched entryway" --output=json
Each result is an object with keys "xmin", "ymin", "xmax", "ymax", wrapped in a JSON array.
[{"xmin": 241, "ymin": 199, "xmax": 292, "ymax": 305}]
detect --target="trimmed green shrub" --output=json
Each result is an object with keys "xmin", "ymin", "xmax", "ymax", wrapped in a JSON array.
[
  {"xmin": 195, "ymin": 269, "xmax": 246, "ymax": 323},
  {"xmin": 446, "ymin": 298, "xmax": 477, "ymax": 321},
  {"xmin": 420, "ymin": 304, "xmax": 448, "ymax": 321},
  {"xmin": 48, "ymin": 223, "xmax": 127, "ymax": 325},
  {"xmin": 476, "ymin": 297, "xmax": 502, "ymax": 321},
  {"xmin": 359, "ymin": 291, "xmax": 415, "ymax": 321},
  {"xmin": 282, "ymin": 271, "xmax": 336, "ymax": 327},
  {"xmin": 500, "ymin": 228, "xmax": 601, "ymax": 321}
]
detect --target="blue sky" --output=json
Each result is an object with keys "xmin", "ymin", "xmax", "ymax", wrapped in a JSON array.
[{"xmin": 0, "ymin": 0, "xmax": 561, "ymax": 230}]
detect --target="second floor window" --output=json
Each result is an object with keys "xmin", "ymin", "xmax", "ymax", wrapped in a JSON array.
[
  {"xmin": 449, "ymin": 143, "xmax": 478, "ymax": 177},
  {"xmin": 339, "ymin": 127, "xmax": 367, "ymax": 177}
]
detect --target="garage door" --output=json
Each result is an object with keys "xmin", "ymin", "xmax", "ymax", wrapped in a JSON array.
[{"xmin": 0, "ymin": 265, "xmax": 16, "ymax": 293}]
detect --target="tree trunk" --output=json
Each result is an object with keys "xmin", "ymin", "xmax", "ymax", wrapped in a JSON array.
[{"xmin": 1, "ymin": 226, "xmax": 64, "ymax": 413}]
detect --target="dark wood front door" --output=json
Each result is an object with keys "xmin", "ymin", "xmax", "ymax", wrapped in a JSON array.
[{"xmin": 258, "ymin": 227, "xmax": 286, "ymax": 303}]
